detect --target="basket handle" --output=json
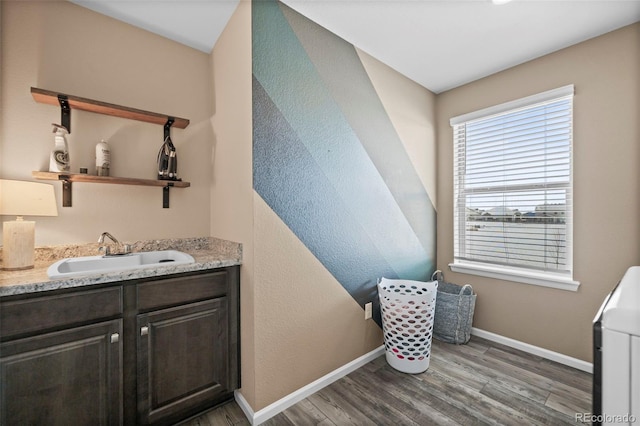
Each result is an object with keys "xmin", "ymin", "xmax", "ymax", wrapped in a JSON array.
[
  {"xmin": 431, "ymin": 270, "xmax": 444, "ymax": 282},
  {"xmin": 459, "ymin": 284, "xmax": 473, "ymax": 296},
  {"xmin": 454, "ymin": 284, "xmax": 473, "ymax": 343}
]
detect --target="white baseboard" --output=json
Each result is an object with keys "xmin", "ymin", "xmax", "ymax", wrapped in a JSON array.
[
  {"xmin": 233, "ymin": 390, "xmax": 254, "ymax": 425},
  {"xmin": 234, "ymin": 345, "xmax": 385, "ymax": 425},
  {"xmin": 471, "ymin": 327, "xmax": 593, "ymax": 373}
]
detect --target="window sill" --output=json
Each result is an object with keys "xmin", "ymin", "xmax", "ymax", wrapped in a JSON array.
[{"xmin": 448, "ymin": 261, "xmax": 580, "ymax": 292}]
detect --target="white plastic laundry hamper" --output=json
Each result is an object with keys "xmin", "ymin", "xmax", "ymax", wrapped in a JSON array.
[{"xmin": 378, "ymin": 277, "xmax": 438, "ymax": 374}]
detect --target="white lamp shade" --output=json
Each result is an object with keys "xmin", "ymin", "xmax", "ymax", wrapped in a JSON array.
[{"xmin": 0, "ymin": 180, "xmax": 58, "ymax": 217}]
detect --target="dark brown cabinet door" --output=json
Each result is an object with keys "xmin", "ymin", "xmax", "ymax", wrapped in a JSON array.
[
  {"xmin": 0, "ymin": 320, "xmax": 122, "ymax": 426},
  {"xmin": 136, "ymin": 298, "xmax": 229, "ymax": 425}
]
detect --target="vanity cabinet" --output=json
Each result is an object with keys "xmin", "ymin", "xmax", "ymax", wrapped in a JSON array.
[
  {"xmin": 0, "ymin": 286, "xmax": 124, "ymax": 426},
  {"xmin": 0, "ymin": 265, "xmax": 240, "ymax": 426}
]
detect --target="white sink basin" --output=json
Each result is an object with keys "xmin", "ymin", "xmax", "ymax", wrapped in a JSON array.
[{"xmin": 47, "ymin": 250, "xmax": 195, "ymax": 279}]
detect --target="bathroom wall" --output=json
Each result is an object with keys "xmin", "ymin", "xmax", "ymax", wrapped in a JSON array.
[
  {"xmin": 436, "ymin": 23, "xmax": 640, "ymax": 362},
  {"xmin": 0, "ymin": 1, "xmax": 213, "ymax": 245},
  {"xmin": 249, "ymin": 0, "xmax": 437, "ymax": 409}
]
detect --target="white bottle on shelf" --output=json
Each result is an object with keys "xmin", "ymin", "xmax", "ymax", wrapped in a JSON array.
[{"xmin": 95, "ymin": 139, "xmax": 110, "ymax": 176}]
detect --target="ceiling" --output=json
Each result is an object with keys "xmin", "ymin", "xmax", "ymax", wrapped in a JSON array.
[{"xmin": 70, "ymin": 0, "xmax": 640, "ymax": 93}]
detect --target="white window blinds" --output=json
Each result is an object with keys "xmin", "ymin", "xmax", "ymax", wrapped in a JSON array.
[{"xmin": 451, "ymin": 86, "xmax": 574, "ymax": 277}]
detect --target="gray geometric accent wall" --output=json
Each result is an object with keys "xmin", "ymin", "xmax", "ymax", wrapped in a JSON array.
[{"xmin": 252, "ymin": 0, "xmax": 436, "ymax": 325}]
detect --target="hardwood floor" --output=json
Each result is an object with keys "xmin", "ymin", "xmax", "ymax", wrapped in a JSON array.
[{"xmin": 181, "ymin": 336, "xmax": 592, "ymax": 425}]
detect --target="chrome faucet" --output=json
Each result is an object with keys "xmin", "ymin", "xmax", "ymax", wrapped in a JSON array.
[{"xmin": 98, "ymin": 232, "xmax": 131, "ymax": 256}]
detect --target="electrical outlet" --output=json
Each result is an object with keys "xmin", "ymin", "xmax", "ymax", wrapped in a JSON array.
[{"xmin": 364, "ymin": 302, "xmax": 373, "ymax": 320}]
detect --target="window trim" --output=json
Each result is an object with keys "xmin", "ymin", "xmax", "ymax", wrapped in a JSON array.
[
  {"xmin": 450, "ymin": 85, "xmax": 580, "ymax": 292},
  {"xmin": 450, "ymin": 85, "xmax": 574, "ymax": 126},
  {"xmin": 449, "ymin": 260, "xmax": 580, "ymax": 291}
]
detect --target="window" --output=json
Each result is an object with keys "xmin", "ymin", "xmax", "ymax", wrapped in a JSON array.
[{"xmin": 449, "ymin": 85, "xmax": 579, "ymax": 291}]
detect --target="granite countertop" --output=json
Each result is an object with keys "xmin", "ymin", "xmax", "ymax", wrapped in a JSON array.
[{"xmin": 0, "ymin": 237, "xmax": 242, "ymax": 297}]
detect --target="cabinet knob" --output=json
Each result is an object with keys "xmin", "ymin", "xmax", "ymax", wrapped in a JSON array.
[
  {"xmin": 140, "ymin": 326, "xmax": 149, "ymax": 336},
  {"xmin": 110, "ymin": 333, "xmax": 120, "ymax": 343}
]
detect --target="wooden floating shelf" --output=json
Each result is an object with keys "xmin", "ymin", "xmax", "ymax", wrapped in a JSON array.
[
  {"xmin": 33, "ymin": 171, "xmax": 190, "ymax": 208},
  {"xmin": 31, "ymin": 87, "xmax": 191, "ymax": 208},
  {"xmin": 33, "ymin": 171, "xmax": 190, "ymax": 188},
  {"xmin": 31, "ymin": 87, "xmax": 190, "ymax": 129}
]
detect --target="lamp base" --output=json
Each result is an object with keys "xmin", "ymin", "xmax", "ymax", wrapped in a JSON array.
[{"xmin": 2, "ymin": 220, "xmax": 35, "ymax": 271}]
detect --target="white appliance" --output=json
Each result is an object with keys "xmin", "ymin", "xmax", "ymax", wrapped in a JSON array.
[{"xmin": 594, "ymin": 266, "xmax": 640, "ymax": 425}]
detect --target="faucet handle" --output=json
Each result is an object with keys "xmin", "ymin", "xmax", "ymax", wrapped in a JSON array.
[
  {"xmin": 122, "ymin": 244, "xmax": 132, "ymax": 255},
  {"xmin": 99, "ymin": 245, "xmax": 111, "ymax": 256}
]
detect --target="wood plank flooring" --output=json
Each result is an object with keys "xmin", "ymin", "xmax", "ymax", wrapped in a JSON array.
[{"xmin": 180, "ymin": 336, "xmax": 592, "ymax": 425}]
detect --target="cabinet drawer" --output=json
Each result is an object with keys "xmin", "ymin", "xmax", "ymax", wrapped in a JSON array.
[
  {"xmin": 1, "ymin": 286, "xmax": 123, "ymax": 339},
  {"xmin": 137, "ymin": 271, "xmax": 228, "ymax": 311}
]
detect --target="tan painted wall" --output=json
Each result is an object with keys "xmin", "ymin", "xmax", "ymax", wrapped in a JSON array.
[
  {"xmin": 357, "ymin": 49, "xmax": 437, "ymax": 207},
  {"xmin": 253, "ymin": 194, "xmax": 384, "ymax": 409},
  {"xmin": 1, "ymin": 1, "xmax": 213, "ymax": 244},
  {"xmin": 436, "ymin": 23, "xmax": 640, "ymax": 362},
  {"xmin": 208, "ymin": 0, "xmax": 257, "ymax": 409}
]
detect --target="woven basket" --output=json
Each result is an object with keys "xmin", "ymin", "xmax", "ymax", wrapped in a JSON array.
[{"xmin": 431, "ymin": 270, "xmax": 476, "ymax": 345}]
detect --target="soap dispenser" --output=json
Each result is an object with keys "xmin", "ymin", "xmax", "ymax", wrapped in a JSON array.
[{"xmin": 49, "ymin": 123, "xmax": 70, "ymax": 172}]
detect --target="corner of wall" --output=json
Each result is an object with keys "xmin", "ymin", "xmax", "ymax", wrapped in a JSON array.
[{"xmin": 209, "ymin": 0, "xmax": 256, "ymax": 408}]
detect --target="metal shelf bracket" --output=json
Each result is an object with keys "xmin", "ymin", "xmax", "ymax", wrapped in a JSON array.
[
  {"xmin": 164, "ymin": 117, "xmax": 174, "ymax": 141},
  {"xmin": 163, "ymin": 182, "xmax": 175, "ymax": 208},
  {"xmin": 58, "ymin": 175, "xmax": 72, "ymax": 207}
]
